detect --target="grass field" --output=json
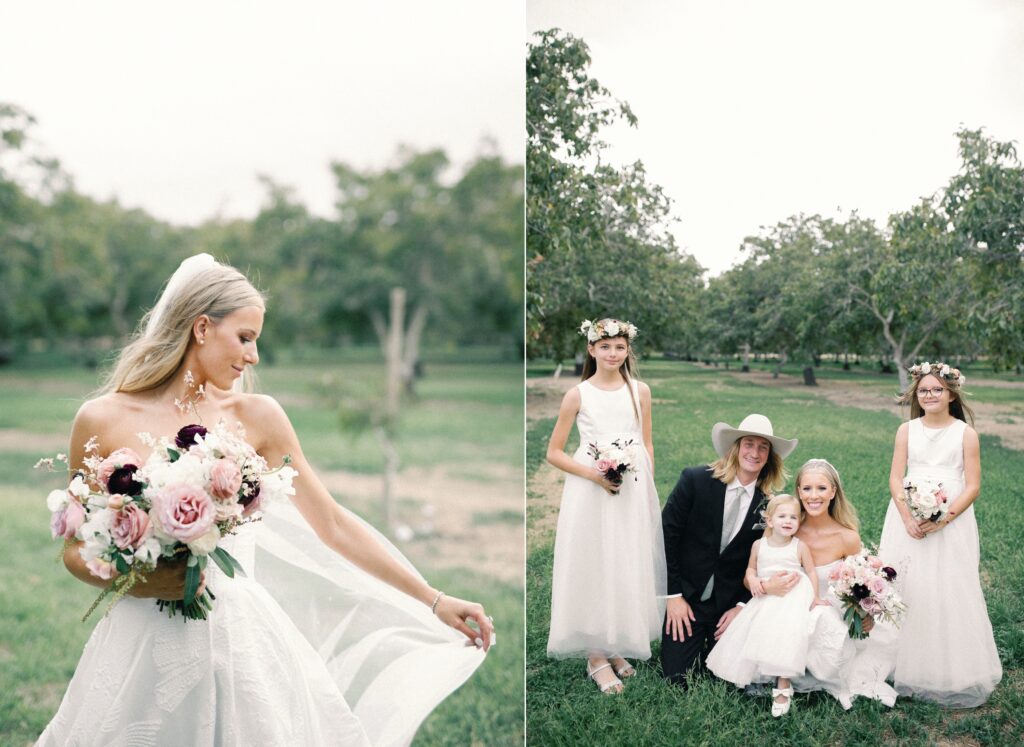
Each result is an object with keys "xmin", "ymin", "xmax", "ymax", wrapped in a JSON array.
[
  {"xmin": 0, "ymin": 353, "xmax": 524, "ymax": 747},
  {"xmin": 527, "ymin": 360, "xmax": 1023, "ymax": 746}
]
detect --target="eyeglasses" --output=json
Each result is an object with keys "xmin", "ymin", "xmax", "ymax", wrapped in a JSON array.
[{"xmin": 917, "ymin": 387, "xmax": 947, "ymax": 399}]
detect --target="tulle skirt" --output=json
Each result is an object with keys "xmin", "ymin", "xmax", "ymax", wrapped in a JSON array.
[
  {"xmin": 878, "ymin": 501, "xmax": 1002, "ymax": 707},
  {"xmin": 546, "ymin": 455, "xmax": 666, "ymax": 659}
]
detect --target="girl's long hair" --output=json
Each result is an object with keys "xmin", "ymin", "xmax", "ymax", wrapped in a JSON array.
[
  {"xmin": 710, "ymin": 440, "xmax": 788, "ymax": 494},
  {"xmin": 794, "ymin": 458, "xmax": 859, "ymax": 532},
  {"xmin": 102, "ymin": 262, "xmax": 265, "ymax": 394},
  {"xmin": 897, "ymin": 373, "xmax": 975, "ymax": 426},
  {"xmin": 580, "ymin": 320, "xmax": 640, "ymax": 422},
  {"xmin": 762, "ymin": 494, "xmax": 802, "ymax": 539}
]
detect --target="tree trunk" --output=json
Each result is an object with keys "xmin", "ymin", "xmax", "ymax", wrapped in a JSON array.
[
  {"xmin": 802, "ymin": 366, "xmax": 817, "ymax": 386},
  {"xmin": 381, "ymin": 287, "xmax": 405, "ymax": 534},
  {"xmin": 553, "ymin": 362, "xmax": 563, "ymax": 379},
  {"xmin": 741, "ymin": 342, "xmax": 751, "ymax": 372},
  {"xmin": 773, "ymin": 352, "xmax": 787, "ymax": 379},
  {"xmin": 401, "ymin": 302, "xmax": 428, "ymax": 395}
]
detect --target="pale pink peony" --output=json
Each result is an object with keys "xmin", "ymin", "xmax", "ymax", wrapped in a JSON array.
[
  {"xmin": 595, "ymin": 459, "xmax": 614, "ymax": 473},
  {"xmin": 868, "ymin": 556, "xmax": 883, "ymax": 569},
  {"xmin": 50, "ymin": 500, "xmax": 86, "ymax": 540},
  {"xmin": 152, "ymin": 484, "xmax": 215, "ymax": 542},
  {"xmin": 97, "ymin": 448, "xmax": 142, "ymax": 487},
  {"xmin": 86, "ymin": 558, "xmax": 115, "ymax": 580},
  {"xmin": 869, "ymin": 577, "xmax": 887, "ymax": 595},
  {"xmin": 209, "ymin": 458, "xmax": 243, "ymax": 501},
  {"xmin": 111, "ymin": 503, "xmax": 152, "ymax": 550}
]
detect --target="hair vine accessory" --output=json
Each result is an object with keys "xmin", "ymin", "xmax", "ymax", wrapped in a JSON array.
[
  {"xmin": 908, "ymin": 361, "xmax": 966, "ymax": 387},
  {"xmin": 578, "ymin": 318, "xmax": 638, "ymax": 343}
]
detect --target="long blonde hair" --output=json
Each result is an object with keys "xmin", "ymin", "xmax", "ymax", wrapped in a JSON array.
[
  {"xmin": 794, "ymin": 458, "xmax": 859, "ymax": 532},
  {"xmin": 710, "ymin": 439, "xmax": 788, "ymax": 494},
  {"xmin": 103, "ymin": 261, "xmax": 265, "ymax": 394},
  {"xmin": 762, "ymin": 494, "xmax": 802, "ymax": 538}
]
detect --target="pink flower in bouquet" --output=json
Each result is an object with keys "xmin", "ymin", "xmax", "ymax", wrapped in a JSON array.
[
  {"xmin": 86, "ymin": 558, "xmax": 115, "ymax": 580},
  {"xmin": 152, "ymin": 483, "xmax": 215, "ymax": 542},
  {"xmin": 50, "ymin": 499, "xmax": 86, "ymax": 540},
  {"xmin": 97, "ymin": 448, "xmax": 142, "ymax": 487},
  {"xmin": 111, "ymin": 503, "xmax": 152, "ymax": 550},
  {"xmin": 869, "ymin": 577, "xmax": 887, "ymax": 595},
  {"xmin": 840, "ymin": 566, "xmax": 854, "ymax": 580},
  {"xmin": 210, "ymin": 458, "xmax": 243, "ymax": 501},
  {"xmin": 595, "ymin": 459, "xmax": 614, "ymax": 473},
  {"xmin": 868, "ymin": 556, "xmax": 883, "ymax": 570},
  {"xmin": 859, "ymin": 597, "xmax": 881, "ymax": 614}
]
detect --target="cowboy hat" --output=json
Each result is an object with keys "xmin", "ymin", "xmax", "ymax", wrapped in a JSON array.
[{"xmin": 711, "ymin": 413, "xmax": 798, "ymax": 459}]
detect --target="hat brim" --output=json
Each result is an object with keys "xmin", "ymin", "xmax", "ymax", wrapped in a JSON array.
[{"xmin": 711, "ymin": 423, "xmax": 798, "ymax": 460}]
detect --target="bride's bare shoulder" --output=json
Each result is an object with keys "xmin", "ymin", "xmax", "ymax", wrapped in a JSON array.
[
  {"xmin": 75, "ymin": 391, "xmax": 148, "ymax": 424},
  {"xmin": 233, "ymin": 392, "xmax": 296, "ymax": 446}
]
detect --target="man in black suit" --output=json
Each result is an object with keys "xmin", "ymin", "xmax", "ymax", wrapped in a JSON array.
[{"xmin": 660, "ymin": 414, "xmax": 798, "ymax": 686}]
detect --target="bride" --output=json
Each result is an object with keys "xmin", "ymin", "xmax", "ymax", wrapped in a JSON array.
[{"xmin": 38, "ymin": 254, "xmax": 494, "ymax": 746}]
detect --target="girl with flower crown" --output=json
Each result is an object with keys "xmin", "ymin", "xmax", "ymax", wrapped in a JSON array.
[
  {"xmin": 877, "ymin": 362, "xmax": 1002, "ymax": 707},
  {"xmin": 545, "ymin": 318, "xmax": 666, "ymax": 694}
]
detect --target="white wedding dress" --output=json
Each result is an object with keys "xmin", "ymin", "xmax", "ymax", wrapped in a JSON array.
[
  {"xmin": 37, "ymin": 502, "xmax": 485, "ymax": 746},
  {"xmin": 877, "ymin": 418, "xmax": 1002, "ymax": 707}
]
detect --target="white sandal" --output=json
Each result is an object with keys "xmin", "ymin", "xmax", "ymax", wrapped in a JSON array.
[
  {"xmin": 586, "ymin": 662, "xmax": 624, "ymax": 694},
  {"xmin": 610, "ymin": 656, "xmax": 636, "ymax": 678},
  {"xmin": 771, "ymin": 686, "xmax": 793, "ymax": 717}
]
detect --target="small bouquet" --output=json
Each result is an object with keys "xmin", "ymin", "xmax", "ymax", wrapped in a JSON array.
[
  {"xmin": 901, "ymin": 478, "xmax": 950, "ymax": 523},
  {"xmin": 586, "ymin": 438, "xmax": 639, "ymax": 492},
  {"xmin": 41, "ymin": 421, "xmax": 297, "ymax": 621},
  {"xmin": 828, "ymin": 550, "xmax": 906, "ymax": 640}
]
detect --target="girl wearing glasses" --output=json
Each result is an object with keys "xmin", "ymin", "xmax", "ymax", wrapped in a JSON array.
[{"xmin": 877, "ymin": 363, "xmax": 1001, "ymax": 707}]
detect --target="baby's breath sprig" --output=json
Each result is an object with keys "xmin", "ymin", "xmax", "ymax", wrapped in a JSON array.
[{"xmin": 174, "ymin": 370, "xmax": 207, "ymax": 423}]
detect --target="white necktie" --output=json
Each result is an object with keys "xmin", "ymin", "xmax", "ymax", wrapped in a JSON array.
[{"xmin": 701, "ymin": 486, "xmax": 746, "ymax": 601}]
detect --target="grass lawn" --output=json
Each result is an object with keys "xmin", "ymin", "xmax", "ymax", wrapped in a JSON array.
[
  {"xmin": 527, "ymin": 360, "xmax": 1023, "ymax": 746},
  {"xmin": 0, "ymin": 353, "xmax": 524, "ymax": 747}
]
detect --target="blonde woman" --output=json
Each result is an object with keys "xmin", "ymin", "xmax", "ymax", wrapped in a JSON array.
[{"xmin": 38, "ymin": 254, "xmax": 493, "ymax": 747}]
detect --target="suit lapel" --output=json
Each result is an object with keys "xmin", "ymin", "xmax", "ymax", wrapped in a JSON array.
[{"xmin": 709, "ymin": 477, "xmax": 726, "ymax": 546}]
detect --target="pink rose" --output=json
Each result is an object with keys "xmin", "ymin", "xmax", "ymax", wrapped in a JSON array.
[
  {"xmin": 209, "ymin": 458, "xmax": 243, "ymax": 501},
  {"xmin": 152, "ymin": 484, "xmax": 215, "ymax": 542},
  {"xmin": 86, "ymin": 558, "xmax": 115, "ymax": 580},
  {"xmin": 595, "ymin": 459, "xmax": 614, "ymax": 473},
  {"xmin": 97, "ymin": 448, "xmax": 142, "ymax": 487},
  {"xmin": 868, "ymin": 556, "xmax": 883, "ymax": 569},
  {"xmin": 111, "ymin": 503, "xmax": 152, "ymax": 550},
  {"xmin": 50, "ymin": 500, "xmax": 86, "ymax": 540},
  {"xmin": 859, "ymin": 597, "xmax": 880, "ymax": 614},
  {"xmin": 869, "ymin": 577, "xmax": 886, "ymax": 595}
]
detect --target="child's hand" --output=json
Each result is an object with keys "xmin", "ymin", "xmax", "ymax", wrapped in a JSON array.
[
  {"xmin": 747, "ymin": 574, "xmax": 765, "ymax": 596},
  {"xmin": 810, "ymin": 597, "xmax": 831, "ymax": 610}
]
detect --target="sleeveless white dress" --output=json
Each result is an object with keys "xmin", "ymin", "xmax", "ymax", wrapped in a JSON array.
[
  {"xmin": 877, "ymin": 418, "xmax": 1002, "ymax": 707},
  {"xmin": 546, "ymin": 379, "xmax": 666, "ymax": 659},
  {"xmin": 37, "ymin": 501, "xmax": 486, "ymax": 746},
  {"xmin": 706, "ymin": 536, "xmax": 814, "ymax": 685}
]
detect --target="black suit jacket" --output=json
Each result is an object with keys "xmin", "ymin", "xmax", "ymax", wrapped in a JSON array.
[{"xmin": 661, "ymin": 465, "xmax": 765, "ymax": 612}]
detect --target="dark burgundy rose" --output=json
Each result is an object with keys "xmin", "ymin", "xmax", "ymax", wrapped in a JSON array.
[
  {"xmin": 108, "ymin": 465, "xmax": 144, "ymax": 496},
  {"xmin": 240, "ymin": 478, "xmax": 262, "ymax": 516},
  {"xmin": 882, "ymin": 567, "xmax": 897, "ymax": 581},
  {"xmin": 175, "ymin": 424, "xmax": 208, "ymax": 449},
  {"xmin": 851, "ymin": 583, "xmax": 870, "ymax": 600}
]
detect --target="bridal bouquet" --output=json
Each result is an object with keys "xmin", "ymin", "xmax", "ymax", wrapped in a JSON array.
[
  {"xmin": 828, "ymin": 550, "xmax": 905, "ymax": 640},
  {"xmin": 586, "ymin": 438, "xmax": 639, "ymax": 492},
  {"xmin": 41, "ymin": 421, "xmax": 297, "ymax": 621},
  {"xmin": 901, "ymin": 478, "xmax": 950, "ymax": 523}
]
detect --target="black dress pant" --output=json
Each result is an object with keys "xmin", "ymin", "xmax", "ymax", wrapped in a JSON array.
[{"xmin": 660, "ymin": 599, "xmax": 723, "ymax": 687}]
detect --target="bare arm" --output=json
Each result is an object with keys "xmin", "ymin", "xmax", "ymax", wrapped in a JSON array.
[
  {"xmin": 889, "ymin": 422, "xmax": 924, "ymax": 539},
  {"xmin": 546, "ymin": 387, "xmax": 617, "ymax": 492},
  {"xmin": 639, "ymin": 382, "xmax": 654, "ymax": 470},
  {"xmin": 743, "ymin": 540, "xmax": 764, "ymax": 596},
  {"xmin": 254, "ymin": 396, "xmax": 492, "ymax": 648},
  {"xmin": 800, "ymin": 542, "xmax": 827, "ymax": 607}
]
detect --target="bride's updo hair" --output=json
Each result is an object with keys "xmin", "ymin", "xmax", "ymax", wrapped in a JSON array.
[{"xmin": 103, "ymin": 259, "xmax": 265, "ymax": 394}]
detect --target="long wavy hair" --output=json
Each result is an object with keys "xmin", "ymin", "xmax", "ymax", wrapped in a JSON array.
[
  {"xmin": 897, "ymin": 372, "xmax": 975, "ymax": 426},
  {"xmin": 762, "ymin": 494, "xmax": 803, "ymax": 539},
  {"xmin": 580, "ymin": 319, "xmax": 640, "ymax": 422},
  {"xmin": 710, "ymin": 438, "xmax": 788, "ymax": 494},
  {"xmin": 102, "ymin": 262, "xmax": 265, "ymax": 394},
  {"xmin": 794, "ymin": 458, "xmax": 859, "ymax": 532}
]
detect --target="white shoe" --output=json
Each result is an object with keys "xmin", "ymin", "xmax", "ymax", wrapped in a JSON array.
[
  {"xmin": 771, "ymin": 686, "xmax": 793, "ymax": 717},
  {"xmin": 586, "ymin": 662, "xmax": 624, "ymax": 694}
]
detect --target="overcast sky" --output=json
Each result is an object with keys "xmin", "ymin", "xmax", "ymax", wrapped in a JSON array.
[
  {"xmin": 1, "ymin": 0, "xmax": 523, "ymax": 225},
  {"xmin": 528, "ymin": 0, "xmax": 1024, "ymax": 276}
]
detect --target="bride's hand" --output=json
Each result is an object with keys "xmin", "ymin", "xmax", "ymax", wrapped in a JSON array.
[
  {"xmin": 903, "ymin": 516, "xmax": 926, "ymax": 539},
  {"xmin": 129, "ymin": 555, "xmax": 206, "ymax": 600},
  {"xmin": 434, "ymin": 594, "xmax": 494, "ymax": 652}
]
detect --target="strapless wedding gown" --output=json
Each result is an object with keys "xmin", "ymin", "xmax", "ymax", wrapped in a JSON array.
[{"xmin": 37, "ymin": 502, "xmax": 485, "ymax": 746}]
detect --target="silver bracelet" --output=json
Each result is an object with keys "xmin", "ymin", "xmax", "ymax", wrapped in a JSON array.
[{"xmin": 430, "ymin": 590, "xmax": 445, "ymax": 615}]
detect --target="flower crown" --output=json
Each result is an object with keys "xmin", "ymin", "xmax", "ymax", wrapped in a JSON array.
[
  {"xmin": 579, "ymin": 318, "xmax": 638, "ymax": 343},
  {"xmin": 908, "ymin": 361, "xmax": 966, "ymax": 387}
]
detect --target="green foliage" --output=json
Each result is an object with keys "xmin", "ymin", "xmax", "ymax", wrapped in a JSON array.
[{"xmin": 527, "ymin": 360, "xmax": 1023, "ymax": 745}]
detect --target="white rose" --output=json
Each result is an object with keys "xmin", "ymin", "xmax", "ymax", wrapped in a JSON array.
[
  {"xmin": 47, "ymin": 488, "xmax": 69, "ymax": 512},
  {"xmin": 587, "ymin": 329, "xmax": 600, "ymax": 342},
  {"xmin": 920, "ymin": 362, "xmax": 932, "ymax": 374},
  {"xmin": 605, "ymin": 321, "xmax": 620, "ymax": 337},
  {"xmin": 579, "ymin": 320, "xmax": 592, "ymax": 334},
  {"xmin": 626, "ymin": 323, "xmax": 638, "ymax": 339},
  {"xmin": 958, "ymin": 375, "xmax": 966, "ymax": 385},
  {"xmin": 187, "ymin": 525, "xmax": 221, "ymax": 555},
  {"xmin": 214, "ymin": 500, "xmax": 244, "ymax": 522},
  {"xmin": 940, "ymin": 364, "xmax": 950, "ymax": 376},
  {"xmin": 260, "ymin": 466, "xmax": 299, "ymax": 503},
  {"xmin": 67, "ymin": 474, "xmax": 90, "ymax": 501}
]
